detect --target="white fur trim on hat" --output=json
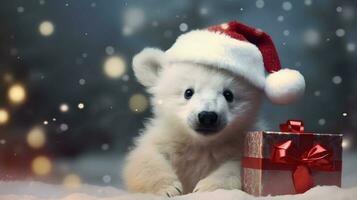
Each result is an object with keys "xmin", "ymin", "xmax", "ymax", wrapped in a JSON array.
[
  {"xmin": 265, "ymin": 69, "xmax": 306, "ymax": 104},
  {"xmin": 165, "ymin": 30, "xmax": 266, "ymax": 89}
]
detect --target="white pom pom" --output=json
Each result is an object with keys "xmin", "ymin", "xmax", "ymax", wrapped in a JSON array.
[{"xmin": 265, "ymin": 69, "xmax": 305, "ymax": 104}]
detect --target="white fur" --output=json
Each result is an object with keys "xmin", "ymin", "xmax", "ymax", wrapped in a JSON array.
[
  {"xmin": 123, "ymin": 52, "xmax": 263, "ymax": 197},
  {"xmin": 265, "ymin": 69, "xmax": 306, "ymax": 104},
  {"xmin": 132, "ymin": 48, "xmax": 166, "ymax": 87},
  {"xmin": 165, "ymin": 30, "xmax": 266, "ymax": 89}
]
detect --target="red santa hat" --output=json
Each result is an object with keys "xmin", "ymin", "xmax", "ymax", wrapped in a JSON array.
[{"xmin": 165, "ymin": 21, "xmax": 305, "ymax": 104}]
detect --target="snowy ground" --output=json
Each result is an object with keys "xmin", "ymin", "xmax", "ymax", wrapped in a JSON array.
[
  {"xmin": 0, "ymin": 182, "xmax": 356, "ymax": 200},
  {"xmin": 0, "ymin": 151, "xmax": 356, "ymax": 200}
]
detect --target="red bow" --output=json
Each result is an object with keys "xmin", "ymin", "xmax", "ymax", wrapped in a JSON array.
[
  {"xmin": 279, "ymin": 120, "xmax": 305, "ymax": 133},
  {"xmin": 271, "ymin": 121, "xmax": 333, "ymax": 193}
]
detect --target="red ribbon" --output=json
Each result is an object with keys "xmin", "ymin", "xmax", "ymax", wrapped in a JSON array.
[
  {"xmin": 243, "ymin": 120, "xmax": 340, "ymax": 194},
  {"xmin": 279, "ymin": 119, "xmax": 305, "ymax": 133},
  {"xmin": 272, "ymin": 140, "xmax": 333, "ymax": 193}
]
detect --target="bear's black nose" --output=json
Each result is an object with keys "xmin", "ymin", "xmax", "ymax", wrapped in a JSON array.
[{"xmin": 198, "ymin": 111, "xmax": 218, "ymax": 126}]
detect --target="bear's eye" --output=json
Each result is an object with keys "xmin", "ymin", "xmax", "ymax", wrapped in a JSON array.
[
  {"xmin": 184, "ymin": 88, "xmax": 194, "ymax": 100},
  {"xmin": 223, "ymin": 89, "xmax": 234, "ymax": 102}
]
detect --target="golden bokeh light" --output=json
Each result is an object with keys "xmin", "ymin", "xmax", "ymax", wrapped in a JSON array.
[
  {"xmin": 103, "ymin": 56, "xmax": 126, "ymax": 79},
  {"xmin": 3, "ymin": 73, "xmax": 13, "ymax": 83},
  {"xmin": 8, "ymin": 84, "xmax": 26, "ymax": 104},
  {"xmin": 129, "ymin": 93, "xmax": 149, "ymax": 113},
  {"xmin": 63, "ymin": 174, "xmax": 82, "ymax": 189},
  {"xmin": 0, "ymin": 109, "xmax": 9, "ymax": 125},
  {"xmin": 39, "ymin": 21, "xmax": 54, "ymax": 36},
  {"xmin": 31, "ymin": 156, "xmax": 52, "ymax": 176},
  {"xmin": 342, "ymin": 138, "xmax": 351, "ymax": 150},
  {"xmin": 27, "ymin": 126, "xmax": 46, "ymax": 149}
]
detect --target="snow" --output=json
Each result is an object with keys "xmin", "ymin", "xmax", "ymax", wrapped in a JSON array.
[
  {"xmin": 0, "ymin": 151, "xmax": 356, "ymax": 200},
  {"xmin": 0, "ymin": 182, "xmax": 356, "ymax": 200}
]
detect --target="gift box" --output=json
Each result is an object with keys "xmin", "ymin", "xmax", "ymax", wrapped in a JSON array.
[{"xmin": 242, "ymin": 120, "xmax": 343, "ymax": 196}]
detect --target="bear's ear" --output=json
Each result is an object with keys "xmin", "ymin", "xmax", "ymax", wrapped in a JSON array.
[{"xmin": 132, "ymin": 48, "xmax": 165, "ymax": 88}]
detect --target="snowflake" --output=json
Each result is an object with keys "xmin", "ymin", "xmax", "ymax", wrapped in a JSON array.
[
  {"xmin": 199, "ymin": 7, "xmax": 208, "ymax": 15},
  {"xmin": 179, "ymin": 23, "xmax": 188, "ymax": 32},
  {"xmin": 346, "ymin": 43, "xmax": 356, "ymax": 52},
  {"xmin": 105, "ymin": 46, "xmax": 115, "ymax": 55},
  {"xmin": 79, "ymin": 78, "xmax": 86, "ymax": 85},
  {"xmin": 332, "ymin": 76, "xmax": 342, "ymax": 84},
  {"xmin": 60, "ymin": 123, "xmax": 69, "ymax": 132},
  {"xmin": 282, "ymin": 1, "xmax": 293, "ymax": 11},
  {"xmin": 304, "ymin": 0, "xmax": 312, "ymax": 6},
  {"xmin": 341, "ymin": 6, "xmax": 355, "ymax": 20},
  {"xmin": 82, "ymin": 53, "xmax": 88, "ymax": 58},
  {"xmin": 314, "ymin": 90, "xmax": 321, "ymax": 96},
  {"xmin": 303, "ymin": 29, "xmax": 320, "ymax": 46},
  {"xmin": 10, "ymin": 48, "xmax": 18, "ymax": 56},
  {"xmin": 123, "ymin": 7, "xmax": 145, "ymax": 34},
  {"xmin": 164, "ymin": 30, "xmax": 173, "ymax": 38},
  {"xmin": 277, "ymin": 15, "xmax": 284, "ymax": 22},
  {"xmin": 152, "ymin": 21, "xmax": 159, "ymax": 27},
  {"xmin": 318, "ymin": 118, "xmax": 326, "ymax": 126},
  {"xmin": 102, "ymin": 175, "xmax": 111, "ymax": 183},
  {"xmin": 101, "ymin": 143, "xmax": 110, "ymax": 150},
  {"xmin": 335, "ymin": 29, "xmax": 346, "ymax": 37},
  {"xmin": 255, "ymin": 0, "xmax": 264, "ymax": 9},
  {"xmin": 122, "ymin": 26, "xmax": 133, "ymax": 36},
  {"xmin": 283, "ymin": 30, "xmax": 290, "ymax": 36},
  {"xmin": 17, "ymin": 6, "xmax": 25, "ymax": 13},
  {"xmin": 122, "ymin": 74, "xmax": 130, "ymax": 81}
]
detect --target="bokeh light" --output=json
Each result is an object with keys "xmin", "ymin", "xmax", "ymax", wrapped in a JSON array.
[
  {"xmin": 59, "ymin": 123, "xmax": 69, "ymax": 132},
  {"xmin": 103, "ymin": 56, "xmax": 126, "ymax": 79},
  {"xmin": 256, "ymin": 0, "xmax": 265, "ymax": 9},
  {"xmin": 342, "ymin": 138, "xmax": 352, "ymax": 150},
  {"xmin": 332, "ymin": 76, "xmax": 343, "ymax": 84},
  {"xmin": 102, "ymin": 175, "xmax": 111, "ymax": 183},
  {"xmin": 27, "ymin": 126, "xmax": 46, "ymax": 149},
  {"xmin": 63, "ymin": 174, "xmax": 82, "ymax": 189},
  {"xmin": 31, "ymin": 156, "xmax": 52, "ymax": 176},
  {"xmin": 122, "ymin": 7, "xmax": 145, "ymax": 35},
  {"xmin": 60, "ymin": 103, "xmax": 69, "ymax": 112},
  {"xmin": 3, "ymin": 73, "xmax": 13, "ymax": 83},
  {"xmin": 303, "ymin": 29, "xmax": 321, "ymax": 46},
  {"xmin": 282, "ymin": 1, "xmax": 293, "ymax": 11},
  {"xmin": 8, "ymin": 84, "xmax": 26, "ymax": 105},
  {"xmin": 78, "ymin": 102, "xmax": 84, "ymax": 109},
  {"xmin": 0, "ymin": 109, "xmax": 9, "ymax": 125},
  {"xmin": 39, "ymin": 21, "xmax": 54, "ymax": 36},
  {"xmin": 129, "ymin": 93, "xmax": 149, "ymax": 113}
]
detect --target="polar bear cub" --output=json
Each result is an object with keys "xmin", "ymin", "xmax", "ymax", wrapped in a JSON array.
[{"xmin": 122, "ymin": 48, "xmax": 263, "ymax": 197}]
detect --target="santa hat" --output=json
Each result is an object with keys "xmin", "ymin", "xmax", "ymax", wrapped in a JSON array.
[{"xmin": 165, "ymin": 21, "xmax": 305, "ymax": 104}]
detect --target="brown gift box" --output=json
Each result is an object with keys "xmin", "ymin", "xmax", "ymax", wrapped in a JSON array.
[{"xmin": 242, "ymin": 126, "xmax": 342, "ymax": 196}]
